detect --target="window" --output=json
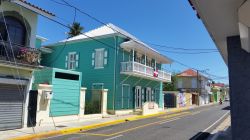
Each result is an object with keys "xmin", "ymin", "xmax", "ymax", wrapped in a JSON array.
[
  {"xmin": 0, "ymin": 16, "xmax": 26, "ymax": 46},
  {"xmin": 65, "ymin": 52, "xmax": 79, "ymax": 70},
  {"xmin": 191, "ymin": 78, "xmax": 197, "ymax": 88},
  {"xmin": 177, "ymin": 79, "xmax": 183, "ymax": 88},
  {"xmin": 55, "ymin": 72, "xmax": 79, "ymax": 80},
  {"xmin": 92, "ymin": 48, "xmax": 108, "ymax": 68}
]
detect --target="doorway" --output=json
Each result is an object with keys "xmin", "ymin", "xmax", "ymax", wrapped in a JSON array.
[
  {"xmin": 135, "ymin": 86, "xmax": 142, "ymax": 109},
  {"xmin": 146, "ymin": 87, "xmax": 152, "ymax": 102}
]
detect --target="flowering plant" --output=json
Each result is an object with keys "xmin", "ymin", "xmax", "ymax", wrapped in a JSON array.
[{"xmin": 17, "ymin": 47, "xmax": 40, "ymax": 65}]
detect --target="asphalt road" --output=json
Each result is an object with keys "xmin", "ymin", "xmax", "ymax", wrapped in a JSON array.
[{"xmin": 45, "ymin": 102, "xmax": 230, "ymax": 140}]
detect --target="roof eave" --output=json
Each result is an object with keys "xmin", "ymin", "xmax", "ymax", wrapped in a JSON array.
[{"xmin": 11, "ymin": 0, "xmax": 55, "ymax": 19}]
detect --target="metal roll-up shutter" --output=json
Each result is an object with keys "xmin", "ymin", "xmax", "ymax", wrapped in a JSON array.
[{"xmin": 0, "ymin": 84, "xmax": 25, "ymax": 131}]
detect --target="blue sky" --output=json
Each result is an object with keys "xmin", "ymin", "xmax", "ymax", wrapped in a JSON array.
[{"xmin": 30, "ymin": 0, "xmax": 228, "ymax": 83}]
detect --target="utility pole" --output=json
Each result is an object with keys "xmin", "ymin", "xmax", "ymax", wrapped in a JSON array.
[{"xmin": 197, "ymin": 70, "xmax": 200, "ymax": 106}]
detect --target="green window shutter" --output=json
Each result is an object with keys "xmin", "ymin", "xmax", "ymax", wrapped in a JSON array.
[
  {"xmin": 104, "ymin": 50, "xmax": 108, "ymax": 65},
  {"xmin": 152, "ymin": 90, "xmax": 154, "ymax": 101},
  {"xmin": 65, "ymin": 55, "xmax": 68, "ymax": 69},
  {"xmin": 92, "ymin": 52, "xmax": 95, "ymax": 66},
  {"xmin": 75, "ymin": 53, "xmax": 79, "ymax": 68}
]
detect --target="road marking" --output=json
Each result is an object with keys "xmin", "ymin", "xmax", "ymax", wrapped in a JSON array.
[
  {"xmin": 76, "ymin": 133, "xmax": 111, "ymax": 137},
  {"xmin": 192, "ymin": 111, "xmax": 201, "ymax": 115},
  {"xmin": 104, "ymin": 135, "xmax": 123, "ymax": 140},
  {"xmin": 192, "ymin": 111, "xmax": 230, "ymax": 140},
  {"xmin": 203, "ymin": 111, "xmax": 230, "ymax": 132},
  {"xmin": 159, "ymin": 117, "xmax": 180, "ymax": 124},
  {"xmin": 79, "ymin": 111, "xmax": 194, "ymax": 137},
  {"xmin": 159, "ymin": 111, "xmax": 190, "ymax": 119}
]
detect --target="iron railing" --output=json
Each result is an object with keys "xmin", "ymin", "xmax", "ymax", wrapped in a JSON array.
[{"xmin": 0, "ymin": 41, "xmax": 40, "ymax": 66}]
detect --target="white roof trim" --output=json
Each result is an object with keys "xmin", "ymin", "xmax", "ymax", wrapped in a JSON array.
[
  {"xmin": 11, "ymin": 0, "xmax": 54, "ymax": 19},
  {"xmin": 36, "ymin": 35, "xmax": 48, "ymax": 42}
]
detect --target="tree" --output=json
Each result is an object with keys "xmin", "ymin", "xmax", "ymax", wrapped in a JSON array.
[
  {"xmin": 163, "ymin": 74, "xmax": 178, "ymax": 91},
  {"xmin": 67, "ymin": 22, "xmax": 84, "ymax": 38}
]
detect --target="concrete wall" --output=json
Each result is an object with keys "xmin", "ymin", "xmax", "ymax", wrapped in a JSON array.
[
  {"xmin": 227, "ymin": 36, "xmax": 250, "ymax": 140},
  {"xmin": 36, "ymin": 84, "xmax": 87, "ymax": 126},
  {"xmin": 1, "ymin": 1, "xmax": 38, "ymax": 48}
]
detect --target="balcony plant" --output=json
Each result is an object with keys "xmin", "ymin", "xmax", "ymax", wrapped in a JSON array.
[{"xmin": 17, "ymin": 47, "xmax": 41, "ymax": 65}]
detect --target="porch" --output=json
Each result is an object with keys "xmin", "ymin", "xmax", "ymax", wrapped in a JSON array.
[
  {"xmin": 121, "ymin": 61, "xmax": 171, "ymax": 82},
  {"xmin": 120, "ymin": 40, "xmax": 172, "ymax": 83}
]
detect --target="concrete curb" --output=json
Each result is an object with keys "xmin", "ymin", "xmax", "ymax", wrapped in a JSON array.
[
  {"xmin": 10, "ymin": 104, "xmax": 215, "ymax": 140},
  {"xmin": 10, "ymin": 112, "xmax": 165, "ymax": 140}
]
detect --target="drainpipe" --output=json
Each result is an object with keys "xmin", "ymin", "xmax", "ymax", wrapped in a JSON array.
[{"xmin": 112, "ymin": 36, "xmax": 117, "ymax": 112}]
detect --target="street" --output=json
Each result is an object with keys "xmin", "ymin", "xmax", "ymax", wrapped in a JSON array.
[{"xmin": 44, "ymin": 103, "xmax": 230, "ymax": 140}]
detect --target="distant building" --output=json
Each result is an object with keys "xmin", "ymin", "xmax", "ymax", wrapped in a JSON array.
[{"xmin": 176, "ymin": 69, "xmax": 211, "ymax": 105}]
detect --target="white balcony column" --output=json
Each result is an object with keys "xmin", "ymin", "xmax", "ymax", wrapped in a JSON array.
[
  {"xmin": 155, "ymin": 60, "xmax": 157, "ymax": 70},
  {"xmin": 144, "ymin": 53, "xmax": 147, "ymax": 74},
  {"xmin": 132, "ymin": 49, "xmax": 135, "ymax": 71}
]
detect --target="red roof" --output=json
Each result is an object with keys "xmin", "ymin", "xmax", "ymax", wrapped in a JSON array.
[
  {"xmin": 177, "ymin": 69, "xmax": 198, "ymax": 77},
  {"xmin": 14, "ymin": 0, "xmax": 55, "ymax": 17},
  {"xmin": 212, "ymin": 83, "xmax": 225, "ymax": 87}
]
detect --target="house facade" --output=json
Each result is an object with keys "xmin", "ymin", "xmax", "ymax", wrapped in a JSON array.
[
  {"xmin": 176, "ymin": 69, "xmax": 211, "ymax": 105},
  {"xmin": 0, "ymin": 0, "xmax": 53, "ymax": 130},
  {"xmin": 41, "ymin": 24, "xmax": 172, "ymax": 115},
  {"xmin": 211, "ymin": 83, "xmax": 225, "ymax": 102}
]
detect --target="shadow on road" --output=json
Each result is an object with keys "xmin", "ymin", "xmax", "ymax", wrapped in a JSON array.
[
  {"xmin": 189, "ymin": 132, "xmax": 211, "ymax": 140},
  {"xmin": 222, "ymin": 106, "xmax": 230, "ymax": 110}
]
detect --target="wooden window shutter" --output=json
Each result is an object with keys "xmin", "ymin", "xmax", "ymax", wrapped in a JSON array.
[
  {"xmin": 92, "ymin": 52, "xmax": 95, "ymax": 66},
  {"xmin": 65, "ymin": 55, "xmax": 68, "ymax": 68},
  {"xmin": 75, "ymin": 53, "xmax": 79, "ymax": 68},
  {"xmin": 104, "ymin": 50, "xmax": 108, "ymax": 65}
]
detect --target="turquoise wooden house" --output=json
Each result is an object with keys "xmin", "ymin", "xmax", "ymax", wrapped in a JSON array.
[{"xmin": 41, "ymin": 23, "xmax": 172, "ymax": 115}]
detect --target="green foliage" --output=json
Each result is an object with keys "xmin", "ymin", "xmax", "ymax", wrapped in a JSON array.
[
  {"xmin": 67, "ymin": 22, "xmax": 84, "ymax": 38},
  {"xmin": 84, "ymin": 101, "xmax": 101, "ymax": 114},
  {"xmin": 163, "ymin": 74, "xmax": 177, "ymax": 91}
]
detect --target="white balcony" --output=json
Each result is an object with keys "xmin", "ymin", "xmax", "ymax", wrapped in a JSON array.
[{"xmin": 121, "ymin": 61, "xmax": 171, "ymax": 82}]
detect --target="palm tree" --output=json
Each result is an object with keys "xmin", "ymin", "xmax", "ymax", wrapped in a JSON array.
[{"xmin": 67, "ymin": 22, "xmax": 84, "ymax": 38}]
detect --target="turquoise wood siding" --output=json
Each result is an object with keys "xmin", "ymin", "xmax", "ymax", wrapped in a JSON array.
[
  {"xmin": 33, "ymin": 68, "xmax": 82, "ymax": 116},
  {"xmin": 51, "ymin": 69, "xmax": 81, "ymax": 116}
]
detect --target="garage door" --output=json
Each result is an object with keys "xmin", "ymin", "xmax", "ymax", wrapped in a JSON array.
[{"xmin": 0, "ymin": 84, "xmax": 25, "ymax": 131}]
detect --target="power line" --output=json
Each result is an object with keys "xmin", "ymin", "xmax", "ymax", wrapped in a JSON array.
[
  {"xmin": 51, "ymin": 0, "xmax": 219, "ymax": 53},
  {"xmin": 148, "ymin": 42, "xmax": 218, "ymax": 51},
  {"xmin": 154, "ymin": 48, "xmax": 219, "ymax": 54},
  {"xmin": 45, "ymin": 0, "xmax": 226, "ymax": 81}
]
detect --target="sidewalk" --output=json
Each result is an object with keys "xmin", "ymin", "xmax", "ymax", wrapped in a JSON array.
[
  {"xmin": 207, "ymin": 115, "xmax": 231, "ymax": 140},
  {"xmin": 2, "ymin": 103, "xmax": 215, "ymax": 140},
  {"xmin": 0, "ymin": 114, "xmax": 136, "ymax": 140}
]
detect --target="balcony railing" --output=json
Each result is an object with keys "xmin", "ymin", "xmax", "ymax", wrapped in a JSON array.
[
  {"xmin": 121, "ymin": 61, "xmax": 171, "ymax": 82},
  {"xmin": 0, "ymin": 41, "xmax": 40, "ymax": 66}
]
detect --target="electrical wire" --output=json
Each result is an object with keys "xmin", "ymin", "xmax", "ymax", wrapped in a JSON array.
[{"xmin": 45, "ymin": 0, "xmax": 227, "ymax": 81}]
